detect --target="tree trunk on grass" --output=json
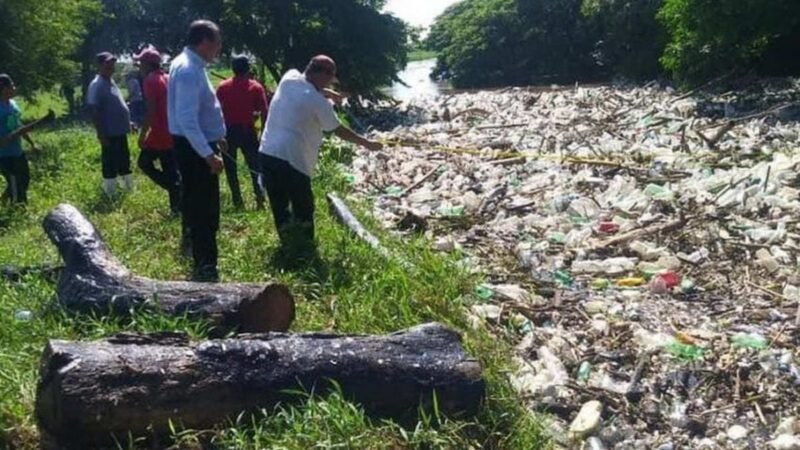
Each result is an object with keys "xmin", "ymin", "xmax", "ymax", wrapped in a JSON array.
[
  {"xmin": 36, "ymin": 323, "xmax": 485, "ymax": 449},
  {"xmin": 43, "ymin": 204, "xmax": 295, "ymax": 334}
]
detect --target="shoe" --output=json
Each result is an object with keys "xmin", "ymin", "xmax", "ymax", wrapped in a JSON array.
[
  {"xmin": 102, "ymin": 179, "xmax": 116, "ymax": 198},
  {"xmin": 191, "ymin": 265, "xmax": 219, "ymax": 283},
  {"xmin": 122, "ymin": 174, "xmax": 134, "ymax": 191}
]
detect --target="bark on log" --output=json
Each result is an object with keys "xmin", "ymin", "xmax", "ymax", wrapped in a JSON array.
[
  {"xmin": 43, "ymin": 204, "xmax": 294, "ymax": 333},
  {"xmin": 36, "ymin": 323, "xmax": 485, "ymax": 449}
]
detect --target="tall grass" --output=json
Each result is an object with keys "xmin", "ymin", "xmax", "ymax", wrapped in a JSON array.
[{"xmin": 0, "ymin": 125, "xmax": 549, "ymax": 449}]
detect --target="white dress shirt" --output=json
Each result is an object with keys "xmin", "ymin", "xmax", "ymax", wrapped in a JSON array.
[
  {"xmin": 258, "ymin": 70, "xmax": 340, "ymax": 177},
  {"xmin": 168, "ymin": 47, "xmax": 225, "ymax": 157}
]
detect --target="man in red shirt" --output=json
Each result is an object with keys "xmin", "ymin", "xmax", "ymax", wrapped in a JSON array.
[
  {"xmin": 216, "ymin": 55, "xmax": 269, "ymax": 209},
  {"xmin": 135, "ymin": 47, "xmax": 180, "ymax": 214}
]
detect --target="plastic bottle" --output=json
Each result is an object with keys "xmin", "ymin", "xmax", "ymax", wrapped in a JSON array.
[
  {"xmin": 617, "ymin": 277, "xmax": 646, "ymax": 287},
  {"xmin": 598, "ymin": 222, "xmax": 620, "ymax": 234},
  {"xmin": 554, "ymin": 270, "xmax": 573, "ymax": 286},
  {"xmin": 591, "ymin": 278, "xmax": 611, "ymax": 290},
  {"xmin": 14, "ymin": 310, "xmax": 32, "ymax": 321},
  {"xmin": 577, "ymin": 361, "xmax": 592, "ymax": 383},
  {"xmin": 731, "ymin": 333, "xmax": 768, "ymax": 350}
]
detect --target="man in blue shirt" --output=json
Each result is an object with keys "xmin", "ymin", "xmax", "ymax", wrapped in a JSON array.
[
  {"xmin": 0, "ymin": 74, "xmax": 37, "ymax": 204},
  {"xmin": 87, "ymin": 52, "xmax": 133, "ymax": 198},
  {"xmin": 168, "ymin": 20, "xmax": 227, "ymax": 282}
]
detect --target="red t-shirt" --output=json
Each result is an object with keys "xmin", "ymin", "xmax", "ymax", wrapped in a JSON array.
[
  {"xmin": 142, "ymin": 70, "xmax": 173, "ymax": 150},
  {"xmin": 216, "ymin": 77, "xmax": 269, "ymax": 129}
]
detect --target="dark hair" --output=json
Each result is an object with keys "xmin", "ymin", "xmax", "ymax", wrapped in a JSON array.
[
  {"xmin": 0, "ymin": 74, "xmax": 13, "ymax": 89},
  {"xmin": 186, "ymin": 20, "xmax": 220, "ymax": 47},
  {"xmin": 232, "ymin": 58, "xmax": 250, "ymax": 76}
]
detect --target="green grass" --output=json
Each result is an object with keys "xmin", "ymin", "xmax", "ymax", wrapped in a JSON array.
[
  {"xmin": 0, "ymin": 125, "xmax": 549, "ymax": 449},
  {"xmin": 408, "ymin": 50, "xmax": 438, "ymax": 62}
]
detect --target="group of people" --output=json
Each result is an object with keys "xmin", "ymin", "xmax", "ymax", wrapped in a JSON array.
[{"xmin": 0, "ymin": 19, "xmax": 383, "ymax": 282}]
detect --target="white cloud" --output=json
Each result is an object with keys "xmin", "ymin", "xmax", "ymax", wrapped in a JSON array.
[{"xmin": 383, "ymin": 0, "xmax": 460, "ymax": 29}]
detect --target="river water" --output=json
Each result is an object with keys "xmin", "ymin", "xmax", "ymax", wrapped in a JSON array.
[{"xmin": 385, "ymin": 59, "xmax": 448, "ymax": 102}]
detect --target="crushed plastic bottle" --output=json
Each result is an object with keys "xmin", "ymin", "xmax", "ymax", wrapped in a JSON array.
[
  {"xmin": 384, "ymin": 185, "xmax": 404, "ymax": 196},
  {"xmin": 573, "ymin": 257, "xmax": 636, "ymax": 275},
  {"xmin": 598, "ymin": 221, "xmax": 620, "ymax": 234},
  {"xmin": 731, "ymin": 333, "xmax": 768, "ymax": 350},
  {"xmin": 554, "ymin": 270, "xmax": 573, "ymax": 286},
  {"xmin": 643, "ymin": 183, "xmax": 674, "ymax": 201},
  {"xmin": 14, "ymin": 310, "xmax": 32, "ymax": 321},
  {"xmin": 548, "ymin": 232, "xmax": 567, "ymax": 244},
  {"xmin": 665, "ymin": 342, "xmax": 705, "ymax": 361},
  {"xmin": 680, "ymin": 278, "xmax": 696, "ymax": 293},
  {"xmin": 655, "ymin": 271, "xmax": 681, "ymax": 289},
  {"xmin": 591, "ymin": 278, "xmax": 611, "ymax": 290},
  {"xmin": 474, "ymin": 284, "xmax": 494, "ymax": 301},
  {"xmin": 617, "ymin": 277, "xmax": 646, "ymax": 287},
  {"xmin": 577, "ymin": 361, "xmax": 592, "ymax": 383}
]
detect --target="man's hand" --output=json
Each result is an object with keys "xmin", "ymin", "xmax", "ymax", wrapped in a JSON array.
[
  {"xmin": 363, "ymin": 140, "xmax": 384, "ymax": 151},
  {"xmin": 138, "ymin": 134, "xmax": 147, "ymax": 150},
  {"xmin": 205, "ymin": 154, "xmax": 224, "ymax": 175},
  {"xmin": 323, "ymin": 89, "xmax": 346, "ymax": 105}
]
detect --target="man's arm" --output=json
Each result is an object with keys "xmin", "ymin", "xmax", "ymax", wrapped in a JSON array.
[
  {"xmin": 86, "ymin": 83, "xmax": 108, "ymax": 146},
  {"xmin": 22, "ymin": 132, "xmax": 36, "ymax": 150},
  {"xmin": 333, "ymin": 126, "xmax": 383, "ymax": 151},
  {"xmin": 256, "ymin": 85, "xmax": 269, "ymax": 130},
  {"xmin": 138, "ymin": 96, "xmax": 155, "ymax": 149},
  {"xmin": 173, "ymin": 72, "xmax": 223, "ymax": 173}
]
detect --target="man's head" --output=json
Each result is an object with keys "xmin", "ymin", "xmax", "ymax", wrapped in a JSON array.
[
  {"xmin": 187, "ymin": 20, "xmax": 222, "ymax": 63},
  {"xmin": 135, "ymin": 48, "xmax": 162, "ymax": 76},
  {"xmin": 0, "ymin": 74, "xmax": 15, "ymax": 100},
  {"xmin": 96, "ymin": 52, "xmax": 117, "ymax": 78},
  {"xmin": 232, "ymin": 55, "xmax": 251, "ymax": 77},
  {"xmin": 304, "ymin": 55, "xmax": 337, "ymax": 90}
]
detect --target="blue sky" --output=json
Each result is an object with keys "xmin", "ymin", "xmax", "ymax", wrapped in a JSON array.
[{"xmin": 384, "ymin": 0, "xmax": 459, "ymax": 29}]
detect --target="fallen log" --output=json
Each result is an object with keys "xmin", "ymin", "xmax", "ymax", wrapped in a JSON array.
[
  {"xmin": 326, "ymin": 192, "xmax": 393, "ymax": 261},
  {"xmin": 36, "ymin": 323, "xmax": 485, "ymax": 449},
  {"xmin": 43, "ymin": 204, "xmax": 294, "ymax": 333}
]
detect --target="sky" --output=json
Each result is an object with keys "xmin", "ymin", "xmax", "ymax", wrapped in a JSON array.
[{"xmin": 383, "ymin": 0, "xmax": 460, "ymax": 29}]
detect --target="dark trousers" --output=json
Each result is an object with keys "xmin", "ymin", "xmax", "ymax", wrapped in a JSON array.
[
  {"xmin": 0, "ymin": 154, "xmax": 30, "ymax": 204},
  {"xmin": 174, "ymin": 136, "xmax": 220, "ymax": 280},
  {"xmin": 138, "ymin": 148, "xmax": 180, "ymax": 212},
  {"xmin": 101, "ymin": 135, "xmax": 132, "ymax": 178},
  {"xmin": 260, "ymin": 153, "xmax": 315, "ymax": 242},
  {"xmin": 223, "ymin": 125, "xmax": 264, "ymax": 207}
]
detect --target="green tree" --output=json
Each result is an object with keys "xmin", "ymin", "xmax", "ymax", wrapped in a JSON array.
[
  {"xmin": 222, "ymin": 0, "xmax": 408, "ymax": 94},
  {"xmin": 581, "ymin": 0, "xmax": 666, "ymax": 80},
  {"xmin": 428, "ymin": 0, "xmax": 601, "ymax": 88},
  {"xmin": 0, "ymin": 0, "xmax": 99, "ymax": 95},
  {"xmin": 659, "ymin": 0, "xmax": 800, "ymax": 84}
]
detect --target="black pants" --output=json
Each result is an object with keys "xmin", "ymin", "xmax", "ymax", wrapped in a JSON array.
[
  {"xmin": 138, "ymin": 148, "xmax": 180, "ymax": 211},
  {"xmin": 174, "ymin": 136, "xmax": 220, "ymax": 280},
  {"xmin": 0, "ymin": 154, "xmax": 30, "ymax": 204},
  {"xmin": 223, "ymin": 125, "xmax": 264, "ymax": 207},
  {"xmin": 101, "ymin": 135, "xmax": 132, "ymax": 178},
  {"xmin": 260, "ymin": 154, "xmax": 314, "ymax": 242}
]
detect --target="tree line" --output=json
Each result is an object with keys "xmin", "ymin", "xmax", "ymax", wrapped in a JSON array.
[
  {"xmin": 0, "ymin": 0, "xmax": 408, "ymax": 97},
  {"xmin": 427, "ymin": 0, "xmax": 800, "ymax": 89}
]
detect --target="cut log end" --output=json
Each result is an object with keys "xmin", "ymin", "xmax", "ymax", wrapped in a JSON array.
[{"xmin": 239, "ymin": 283, "xmax": 295, "ymax": 332}]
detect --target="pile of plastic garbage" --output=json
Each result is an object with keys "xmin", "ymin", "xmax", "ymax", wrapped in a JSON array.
[{"xmin": 347, "ymin": 79, "xmax": 800, "ymax": 449}]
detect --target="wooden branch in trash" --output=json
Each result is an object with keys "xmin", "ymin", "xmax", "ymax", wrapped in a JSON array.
[
  {"xmin": 326, "ymin": 193, "xmax": 393, "ymax": 261},
  {"xmin": 43, "ymin": 204, "xmax": 295, "ymax": 334},
  {"xmin": 398, "ymin": 164, "xmax": 442, "ymax": 198},
  {"xmin": 36, "ymin": 323, "xmax": 486, "ymax": 449},
  {"xmin": 589, "ymin": 217, "xmax": 686, "ymax": 252},
  {"xmin": 695, "ymin": 121, "xmax": 735, "ymax": 149},
  {"xmin": 475, "ymin": 123, "xmax": 527, "ymax": 130},
  {"xmin": 451, "ymin": 108, "xmax": 490, "ymax": 121}
]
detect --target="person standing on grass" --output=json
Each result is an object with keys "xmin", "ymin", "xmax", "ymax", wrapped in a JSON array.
[
  {"xmin": 126, "ymin": 71, "xmax": 145, "ymax": 130},
  {"xmin": 87, "ymin": 52, "xmax": 133, "ymax": 198},
  {"xmin": 258, "ymin": 55, "xmax": 383, "ymax": 245},
  {"xmin": 216, "ymin": 55, "xmax": 269, "ymax": 210},
  {"xmin": 135, "ymin": 47, "xmax": 180, "ymax": 214},
  {"xmin": 168, "ymin": 20, "xmax": 227, "ymax": 282},
  {"xmin": 0, "ymin": 74, "xmax": 37, "ymax": 204}
]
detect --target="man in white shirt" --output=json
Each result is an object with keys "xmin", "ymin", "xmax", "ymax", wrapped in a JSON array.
[
  {"xmin": 168, "ymin": 20, "xmax": 227, "ymax": 282},
  {"xmin": 258, "ymin": 55, "xmax": 382, "ymax": 245}
]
